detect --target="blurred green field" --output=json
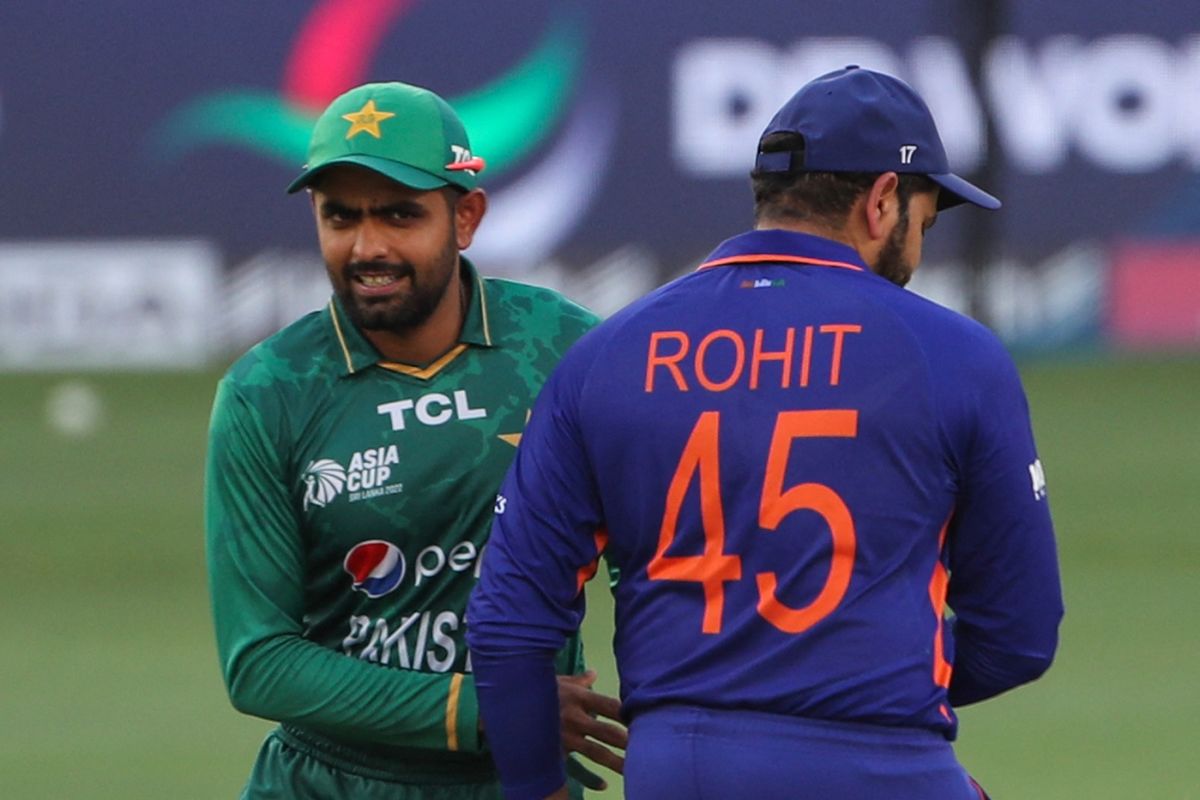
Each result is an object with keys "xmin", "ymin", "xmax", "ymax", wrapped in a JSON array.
[{"xmin": 1, "ymin": 356, "xmax": 1198, "ymax": 798}]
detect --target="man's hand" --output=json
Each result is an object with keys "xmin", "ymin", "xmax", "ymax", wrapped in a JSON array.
[{"xmin": 557, "ymin": 670, "xmax": 627, "ymax": 787}]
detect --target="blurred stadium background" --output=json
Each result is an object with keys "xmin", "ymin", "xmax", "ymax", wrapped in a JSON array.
[{"xmin": 2, "ymin": 0, "xmax": 1198, "ymax": 797}]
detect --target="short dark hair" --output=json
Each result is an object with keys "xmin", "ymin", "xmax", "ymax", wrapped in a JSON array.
[
  {"xmin": 441, "ymin": 184, "xmax": 468, "ymax": 211},
  {"xmin": 751, "ymin": 132, "xmax": 936, "ymax": 225}
]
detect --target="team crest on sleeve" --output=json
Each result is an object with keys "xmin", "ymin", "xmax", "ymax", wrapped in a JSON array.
[
  {"xmin": 303, "ymin": 459, "xmax": 347, "ymax": 509},
  {"xmin": 344, "ymin": 540, "xmax": 407, "ymax": 598},
  {"xmin": 1029, "ymin": 458, "xmax": 1048, "ymax": 500}
]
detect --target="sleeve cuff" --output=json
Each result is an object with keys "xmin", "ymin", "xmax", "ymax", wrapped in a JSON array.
[{"xmin": 447, "ymin": 672, "xmax": 484, "ymax": 752}]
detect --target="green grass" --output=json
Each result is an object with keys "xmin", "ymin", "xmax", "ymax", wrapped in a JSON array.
[
  {"xmin": 0, "ymin": 372, "xmax": 273, "ymax": 798},
  {"xmin": 1, "ymin": 357, "xmax": 1197, "ymax": 798},
  {"xmin": 953, "ymin": 356, "xmax": 1200, "ymax": 800}
]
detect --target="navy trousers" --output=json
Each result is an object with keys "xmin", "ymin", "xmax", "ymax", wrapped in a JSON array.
[{"xmin": 625, "ymin": 705, "xmax": 987, "ymax": 800}]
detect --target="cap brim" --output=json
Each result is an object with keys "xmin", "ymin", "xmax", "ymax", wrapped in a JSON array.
[
  {"xmin": 929, "ymin": 173, "xmax": 1001, "ymax": 211},
  {"xmin": 286, "ymin": 154, "xmax": 449, "ymax": 194}
]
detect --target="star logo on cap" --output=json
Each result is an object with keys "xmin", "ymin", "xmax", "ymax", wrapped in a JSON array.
[{"xmin": 341, "ymin": 100, "xmax": 396, "ymax": 140}]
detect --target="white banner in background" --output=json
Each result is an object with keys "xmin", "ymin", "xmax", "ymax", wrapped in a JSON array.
[
  {"xmin": 0, "ymin": 241, "xmax": 220, "ymax": 369},
  {"xmin": 673, "ymin": 34, "xmax": 1200, "ymax": 176}
]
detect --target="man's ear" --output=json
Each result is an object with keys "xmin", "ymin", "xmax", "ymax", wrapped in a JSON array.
[
  {"xmin": 453, "ymin": 189, "xmax": 488, "ymax": 251},
  {"xmin": 864, "ymin": 172, "xmax": 901, "ymax": 241}
]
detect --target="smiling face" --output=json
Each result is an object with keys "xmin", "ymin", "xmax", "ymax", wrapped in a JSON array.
[{"xmin": 310, "ymin": 165, "xmax": 464, "ymax": 337}]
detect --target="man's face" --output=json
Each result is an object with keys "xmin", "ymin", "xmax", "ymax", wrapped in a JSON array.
[
  {"xmin": 311, "ymin": 165, "xmax": 460, "ymax": 333},
  {"xmin": 873, "ymin": 188, "xmax": 939, "ymax": 288}
]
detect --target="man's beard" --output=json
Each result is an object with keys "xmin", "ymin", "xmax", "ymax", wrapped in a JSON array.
[
  {"xmin": 873, "ymin": 204, "xmax": 914, "ymax": 288},
  {"xmin": 336, "ymin": 236, "xmax": 459, "ymax": 334}
]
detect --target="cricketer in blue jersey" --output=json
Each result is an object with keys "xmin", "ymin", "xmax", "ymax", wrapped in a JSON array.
[{"xmin": 467, "ymin": 65, "xmax": 1063, "ymax": 800}]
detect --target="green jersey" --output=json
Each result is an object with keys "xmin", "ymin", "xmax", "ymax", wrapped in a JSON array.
[{"xmin": 205, "ymin": 259, "xmax": 599, "ymax": 774}]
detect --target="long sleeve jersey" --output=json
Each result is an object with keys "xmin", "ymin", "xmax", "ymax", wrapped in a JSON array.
[
  {"xmin": 468, "ymin": 230, "xmax": 1064, "ymax": 798},
  {"xmin": 205, "ymin": 259, "xmax": 598, "ymax": 772}
]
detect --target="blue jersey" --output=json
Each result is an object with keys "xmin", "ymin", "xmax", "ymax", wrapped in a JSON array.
[{"xmin": 468, "ymin": 230, "xmax": 1062, "ymax": 799}]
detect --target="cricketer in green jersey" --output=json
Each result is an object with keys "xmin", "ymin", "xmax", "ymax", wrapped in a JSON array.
[{"xmin": 204, "ymin": 82, "xmax": 626, "ymax": 800}]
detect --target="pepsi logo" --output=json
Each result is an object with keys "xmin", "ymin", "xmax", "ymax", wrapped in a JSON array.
[{"xmin": 343, "ymin": 540, "xmax": 406, "ymax": 598}]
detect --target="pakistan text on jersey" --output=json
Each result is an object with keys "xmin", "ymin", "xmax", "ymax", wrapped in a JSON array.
[
  {"xmin": 645, "ymin": 324, "xmax": 862, "ymax": 393},
  {"xmin": 343, "ymin": 610, "xmax": 470, "ymax": 673}
]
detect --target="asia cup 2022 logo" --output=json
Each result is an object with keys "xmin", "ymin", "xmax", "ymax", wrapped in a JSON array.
[
  {"xmin": 149, "ymin": 0, "xmax": 616, "ymax": 266},
  {"xmin": 302, "ymin": 458, "xmax": 347, "ymax": 509}
]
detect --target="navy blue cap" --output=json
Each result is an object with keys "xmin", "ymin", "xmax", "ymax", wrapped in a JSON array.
[{"xmin": 755, "ymin": 66, "xmax": 1000, "ymax": 210}]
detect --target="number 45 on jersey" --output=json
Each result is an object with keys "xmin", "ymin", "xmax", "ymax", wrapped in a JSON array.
[{"xmin": 648, "ymin": 409, "xmax": 859, "ymax": 636}]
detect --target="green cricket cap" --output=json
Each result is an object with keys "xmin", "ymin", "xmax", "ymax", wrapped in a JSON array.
[{"xmin": 286, "ymin": 82, "xmax": 485, "ymax": 194}]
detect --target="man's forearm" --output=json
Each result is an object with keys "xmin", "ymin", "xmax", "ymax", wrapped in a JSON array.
[
  {"xmin": 947, "ymin": 619, "xmax": 1058, "ymax": 706},
  {"xmin": 472, "ymin": 645, "xmax": 565, "ymax": 799},
  {"xmin": 226, "ymin": 633, "xmax": 482, "ymax": 751}
]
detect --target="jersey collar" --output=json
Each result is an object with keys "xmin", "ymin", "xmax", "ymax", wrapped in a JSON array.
[
  {"xmin": 697, "ymin": 229, "xmax": 870, "ymax": 273},
  {"xmin": 326, "ymin": 256, "xmax": 494, "ymax": 377},
  {"xmin": 457, "ymin": 257, "xmax": 493, "ymax": 349}
]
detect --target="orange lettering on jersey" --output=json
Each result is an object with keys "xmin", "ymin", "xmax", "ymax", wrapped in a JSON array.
[
  {"xmin": 756, "ymin": 410, "xmax": 858, "ymax": 633},
  {"xmin": 650, "ymin": 323, "xmax": 861, "ymax": 394},
  {"xmin": 750, "ymin": 327, "xmax": 795, "ymax": 390},
  {"xmin": 694, "ymin": 330, "xmax": 745, "ymax": 392},
  {"xmin": 820, "ymin": 324, "xmax": 862, "ymax": 386},
  {"xmin": 645, "ymin": 331, "xmax": 691, "ymax": 392},
  {"xmin": 648, "ymin": 412, "xmax": 742, "ymax": 633},
  {"xmin": 575, "ymin": 528, "xmax": 610, "ymax": 595},
  {"xmin": 798, "ymin": 325, "xmax": 814, "ymax": 388},
  {"xmin": 929, "ymin": 519, "xmax": 954, "ymax": 688}
]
